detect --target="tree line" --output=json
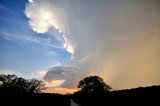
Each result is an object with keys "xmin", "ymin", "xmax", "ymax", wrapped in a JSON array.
[
  {"xmin": 0, "ymin": 74, "xmax": 112, "ymax": 95},
  {"xmin": 0, "ymin": 74, "xmax": 159, "ymax": 106},
  {"xmin": 0, "ymin": 74, "xmax": 45, "ymax": 95}
]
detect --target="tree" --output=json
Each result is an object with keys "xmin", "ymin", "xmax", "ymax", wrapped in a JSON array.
[
  {"xmin": 0, "ymin": 74, "xmax": 45, "ymax": 94},
  {"xmin": 27, "ymin": 79, "xmax": 45, "ymax": 93},
  {"xmin": 0, "ymin": 74, "xmax": 18, "ymax": 93},
  {"xmin": 77, "ymin": 76, "xmax": 112, "ymax": 95}
]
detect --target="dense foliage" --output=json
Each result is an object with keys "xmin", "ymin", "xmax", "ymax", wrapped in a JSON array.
[
  {"xmin": 0, "ymin": 74, "xmax": 45, "ymax": 95},
  {"xmin": 78, "ymin": 76, "xmax": 112, "ymax": 95}
]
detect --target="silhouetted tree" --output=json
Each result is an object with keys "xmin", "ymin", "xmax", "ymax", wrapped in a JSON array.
[
  {"xmin": 0, "ymin": 74, "xmax": 45, "ymax": 94},
  {"xmin": 28, "ymin": 79, "xmax": 45, "ymax": 93},
  {"xmin": 77, "ymin": 76, "xmax": 112, "ymax": 95},
  {"xmin": 0, "ymin": 74, "xmax": 18, "ymax": 93}
]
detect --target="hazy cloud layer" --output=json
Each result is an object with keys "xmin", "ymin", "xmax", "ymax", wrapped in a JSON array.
[
  {"xmin": 43, "ymin": 66, "xmax": 85, "ymax": 88},
  {"xmin": 27, "ymin": 0, "xmax": 160, "ymax": 89}
]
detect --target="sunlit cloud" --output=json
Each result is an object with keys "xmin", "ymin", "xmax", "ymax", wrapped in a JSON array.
[
  {"xmin": 26, "ymin": 9, "xmax": 55, "ymax": 33},
  {"xmin": 25, "ymin": 0, "xmax": 75, "ymax": 56},
  {"xmin": 28, "ymin": 0, "xmax": 33, "ymax": 3},
  {"xmin": 63, "ymin": 37, "xmax": 74, "ymax": 55}
]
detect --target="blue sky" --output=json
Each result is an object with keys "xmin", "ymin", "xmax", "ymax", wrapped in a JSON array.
[{"xmin": 0, "ymin": 0, "xmax": 71, "ymax": 76}]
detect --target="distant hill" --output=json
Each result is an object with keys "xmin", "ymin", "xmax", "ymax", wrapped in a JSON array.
[
  {"xmin": 0, "ymin": 85, "xmax": 159, "ymax": 105},
  {"xmin": 71, "ymin": 85, "xmax": 160, "ymax": 105}
]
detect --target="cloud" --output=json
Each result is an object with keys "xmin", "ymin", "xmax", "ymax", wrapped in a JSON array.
[
  {"xmin": 43, "ymin": 66, "xmax": 84, "ymax": 88},
  {"xmin": 0, "ymin": 69, "xmax": 47, "ymax": 80},
  {"xmin": 31, "ymin": 70, "xmax": 47, "ymax": 79},
  {"xmin": 44, "ymin": 80, "xmax": 65, "ymax": 87},
  {"xmin": 25, "ymin": 0, "xmax": 74, "ymax": 54},
  {"xmin": 0, "ymin": 31, "xmax": 66, "ymax": 52},
  {"xmin": 0, "ymin": 4, "xmax": 15, "ymax": 15},
  {"xmin": 27, "ymin": 0, "xmax": 160, "ymax": 89},
  {"xmin": 43, "ymin": 87, "xmax": 77, "ymax": 94},
  {"xmin": 0, "ymin": 69, "xmax": 32, "ymax": 79},
  {"xmin": 46, "ymin": 51, "xmax": 57, "ymax": 55},
  {"xmin": 28, "ymin": 0, "xmax": 33, "ymax": 3},
  {"xmin": 0, "ymin": 68, "xmax": 67, "ymax": 88},
  {"xmin": 1, "ymin": 31, "xmax": 40, "ymax": 43},
  {"xmin": 25, "ymin": 1, "xmax": 56, "ymax": 33}
]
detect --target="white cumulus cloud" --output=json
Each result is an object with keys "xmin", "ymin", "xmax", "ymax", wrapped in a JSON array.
[{"xmin": 25, "ymin": 0, "xmax": 74, "ymax": 55}]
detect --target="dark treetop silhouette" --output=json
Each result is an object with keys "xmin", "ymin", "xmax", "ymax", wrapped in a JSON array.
[{"xmin": 77, "ymin": 75, "xmax": 112, "ymax": 95}]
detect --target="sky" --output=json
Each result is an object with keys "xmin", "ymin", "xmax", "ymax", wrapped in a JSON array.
[
  {"xmin": 0, "ymin": 0, "xmax": 160, "ymax": 93},
  {"xmin": 0, "ymin": 0, "xmax": 72, "ymax": 78}
]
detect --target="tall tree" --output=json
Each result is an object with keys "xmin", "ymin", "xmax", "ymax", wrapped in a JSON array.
[{"xmin": 78, "ymin": 76, "xmax": 112, "ymax": 95}]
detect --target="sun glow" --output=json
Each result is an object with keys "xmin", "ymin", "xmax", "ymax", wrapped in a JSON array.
[
  {"xmin": 42, "ymin": 12, "xmax": 52, "ymax": 21},
  {"xmin": 44, "ymin": 80, "xmax": 65, "ymax": 87},
  {"xmin": 28, "ymin": 0, "xmax": 33, "ymax": 3},
  {"xmin": 43, "ymin": 87, "xmax": 78, "ymax": 94}
]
